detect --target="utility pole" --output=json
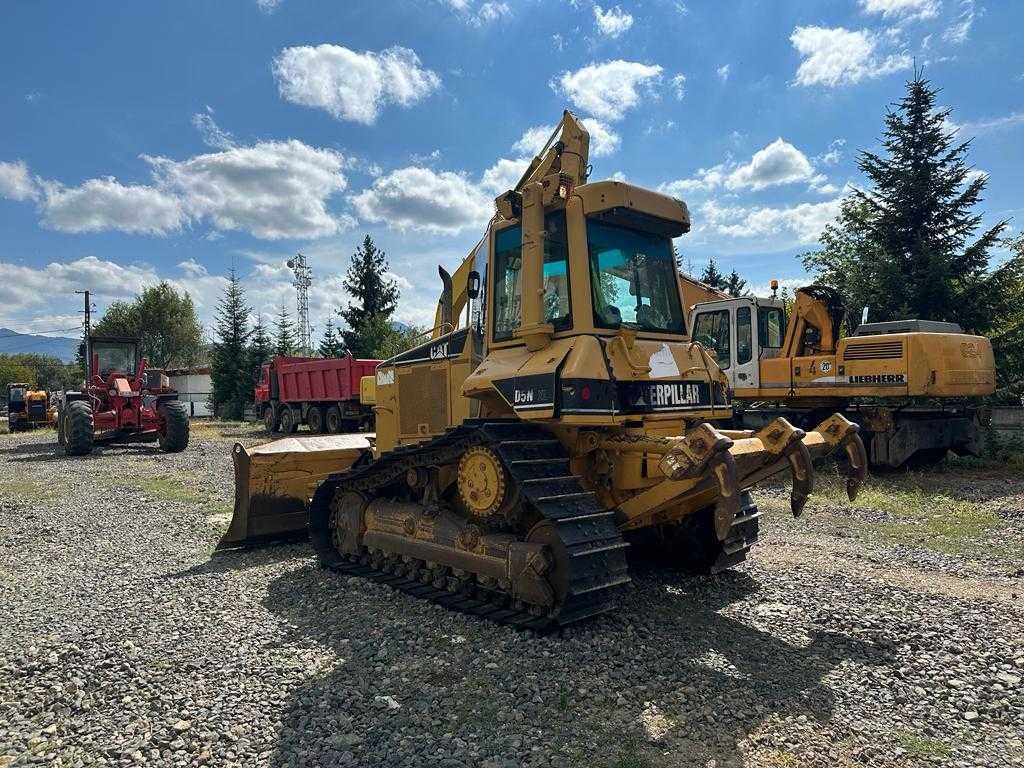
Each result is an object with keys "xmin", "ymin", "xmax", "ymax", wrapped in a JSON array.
[
  {"xmin": 75, "ymin": 290, "xmax": 92, "ymax": 382},
  {"xmin": 287, "ymin": 253, "xmax": 313, "ymax": 356}
]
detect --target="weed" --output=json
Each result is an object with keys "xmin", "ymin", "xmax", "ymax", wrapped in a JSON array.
[
  {"xmin": 895, "ymin": 730, "xmax": 950, "ymax": 759},
  {"xmin": 558, "ymin": 682, "xmax": 570, "ymax": 711}
]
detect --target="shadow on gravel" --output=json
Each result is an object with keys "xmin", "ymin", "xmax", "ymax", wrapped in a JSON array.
[
  {"xmin": 165, "ymin": 543, "xmax": 311, "ymax": 579},
  {"xmin": 0, "ymin": 441, "xmax": 166, "ymax": 463},
  {"xmin": 259, "ymin": 564, "xmax": 890, "ymax": 768}
]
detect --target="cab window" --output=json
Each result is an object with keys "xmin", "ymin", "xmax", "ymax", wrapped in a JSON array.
[
  {"xmin": 693, "ymin": 310, "xmax": 731, "ymax": 369},
  {"xmin": 736, "ymin": 306, "xmax": 752, "ymax": 365},
  {"xmin": 543, "ymin": 211, "xmax": 571, "ymax": 330},
  {"xmin": 492, "ymin": 224, "xmax": 522, "ymax": 341},
  {"xmin": 757, "ymin": 306, "xmax": 785, "ymax": 356}
]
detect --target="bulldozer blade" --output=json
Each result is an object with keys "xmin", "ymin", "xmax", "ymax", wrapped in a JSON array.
[{"xmin": 217, "ymin": 435, "xmax": 372, "ymax": 551}]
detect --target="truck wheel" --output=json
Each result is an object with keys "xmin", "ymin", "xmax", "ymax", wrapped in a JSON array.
[
  {"xmin": 279, "ymin": 407, "xmax": 298, "ymax": 434},
  {"xmin": 158, "ymin": 402, "xmax": 190, "ymax": 453},
  {"xmin": 64, "ymin": 401, "xmax": 95, "ymax": 456},
  {"xmin": 307, "ymin": 406, "xmax": 325, "ymax": 434},
  {"xmin": 263, "ymin": 405, "xmax": 279, "ymax": 432},
  {"xmin": 325, "ymin": 406, "xmax": 342, "ymax": 434}
]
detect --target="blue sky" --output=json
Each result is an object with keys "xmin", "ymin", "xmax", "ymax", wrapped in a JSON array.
[{"xmin": 1, "ymin": 0, "xmax": 1022, "ymax": 343}]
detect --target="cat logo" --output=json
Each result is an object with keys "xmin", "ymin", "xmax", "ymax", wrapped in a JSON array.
[
  {"xmin": 376, "ymin": 369, "xmax": 395, "ymax": 386},
  {"xmin": 430, "ymin": 342, "xmax": 449, "ymax": 360}
]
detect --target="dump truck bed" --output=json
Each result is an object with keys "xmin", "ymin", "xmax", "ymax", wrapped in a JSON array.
[{"xmin": 273, "ymin": 356, "xmax": 380, "ymax": 404}]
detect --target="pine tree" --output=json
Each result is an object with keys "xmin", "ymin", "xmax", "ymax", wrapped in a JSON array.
[
  {"xmin": 699, "ymin": 257, "xmax": 727, "ymax": 290},
  {"xmin": 338, "ymin": 235, "xmax": 401, "ymax": 358},
  {"xmin": 724, "ymin": 270, "xmax": 747, "ymax": 298},
  {"xmin": 804, "ymin": 70, "xmax": 1011, "ymax": 332},
  {"xmin": 249, "ymin": 314, "xmax": 273, "ymax": 369},
  {"xmin": 210, "ymin": 268, "xmax": 251, "ymax": 420},
  {"xmin": 274, "ymin": 304, "xmax": 296, "ymax": 357},
  {"xmin": 318, "ymin": 318, "xmax": 344, "ymax": 358}
]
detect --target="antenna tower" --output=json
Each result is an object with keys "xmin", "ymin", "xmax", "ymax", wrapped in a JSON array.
[{"xmin": 287, "ymin": 253, "xmax": 312, "ymax": 356}]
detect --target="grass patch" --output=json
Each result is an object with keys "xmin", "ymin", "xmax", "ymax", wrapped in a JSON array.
[
  {"xmin": 0, "ymin": 477, "xmax": 60, "ymax": 503},
  {"xmin": 769, "ymin": 474, "xmax": 1006, "ymax": 559},
  {"xmin": 602, "ymin": 738, "xmax": 656, "ymax": 768},
  {"xmin": 895, "ymin": 730, "xmax": 950, "ymax": 760},
  {"xmin": 131, "ymin": 474, "xmax": 231, "ymax": 517},
  {"xmin": 189, "ymin": 419, "xmax": 265, "ymax": 442}
]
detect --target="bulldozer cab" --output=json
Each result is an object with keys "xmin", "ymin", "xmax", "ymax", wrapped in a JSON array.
[{"xmin": 690, "ymin": 297, "xmax": 787, "ymax": 390}]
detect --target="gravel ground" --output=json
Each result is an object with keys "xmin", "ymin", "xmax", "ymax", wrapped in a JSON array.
[{"xmin": 1, "ymin": 425, "xmax": 1023, "ymax": 768}]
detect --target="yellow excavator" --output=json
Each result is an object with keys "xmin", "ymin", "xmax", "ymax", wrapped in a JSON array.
[
  {"xmin": 687, "ymin": 284, "xmax": 996, "ymax": 467},
  {"xmin": 219, "ymin": 112, "xmax": 868, "ymax": 628}
]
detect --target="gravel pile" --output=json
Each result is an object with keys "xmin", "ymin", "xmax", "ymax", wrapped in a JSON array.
[{"xmin": 1, "ymin": 430, "xmax": 1022, "ymax": 767}]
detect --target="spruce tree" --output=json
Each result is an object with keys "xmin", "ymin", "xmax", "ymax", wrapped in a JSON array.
[
  {"xmin": 318, "ymin": 318, "xmax": 344, "ymax": 358},
  {"xmin": 210, "ymin": 268, "xmax": 251, "ymax": 420},
  {"xmin": 338, "ymin": 235, "xmax": 400, "ymax": 358},
  {"xmin": 249, "ymin": 314, "xmax": 273, "ymax": 369},
  {"xmin": 724, "ymin": 270, "xmax": 747, "ymax": 298},
  {"xmin": 274, "ymin": 304, "xmax": 296, "ymax": 357},
  {"xmin": 804, "ymin": 71, "xmax": 1011, "ymax": 332},
  {"xmin": 699, "ymin": 257, "xmax": 727, "ymax": 290}
]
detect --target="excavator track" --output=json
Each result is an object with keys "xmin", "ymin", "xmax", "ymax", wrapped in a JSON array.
[{"xmin": 308, "ymin": 420, "xmax": 630, "ymax": 629}]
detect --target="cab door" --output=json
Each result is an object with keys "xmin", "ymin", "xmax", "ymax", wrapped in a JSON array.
[{"xmin": 732, "ymin": 301, "xmax": 759, "ymax": 391}]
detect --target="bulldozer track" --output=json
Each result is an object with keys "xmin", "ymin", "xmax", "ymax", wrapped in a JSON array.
[{"xmin": 309, "ymin": 420, "xmax": 630, "ymax": 629}]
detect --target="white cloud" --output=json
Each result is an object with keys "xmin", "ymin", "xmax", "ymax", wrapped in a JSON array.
[
  {"xmin": 950, "ymin": 111, "xmax": 1024, "ymax": 135},
  {"xmin": 671, "ymin": 73, "xmax": 687, "ymax": 100},
  {"xmin": 661, "ymin": 138, "xmax": 825, "ymax": 196},
  {"xmin": 145, "ymin": 140, "xmax": 351, "ymax": 240},
  {"xmin": 256, "ymin": 0, "xmax": 282, "ymax": 12},
  {"xmin": 816, "ymin": 138, "xmax": 846, "ymax": 166},
  {"xmin": 790, "ymin": 26, "xmax": 911, "ymax": 87},
  {"xmin": 716, "ymin": 64, "xmax": 730, "ymax": 82},
  {"xmin": 351, "ymin": 166, "xmax": 492, "ymax": 235},
  {"xmin": 594, "ymin": 5, "xmax": 634, "ymax": 38},
  {"xmin": 555, "ymin": 60, "xmax": 663, "ymax": 121},
  {"xmin": 0, "ymin": 160, "xmax": 39, "ymax": 201},
  {"xmin": 178, "ymin": 258, "xmax": 209, "ymax": 278},
  {"xmin": 512, "ymin": 117, "xmax": 621, "ymax": 158},
  {"xmin": 698, "ymin": 197, "xmax": 842, "ymax": 244},
  {"xmin": 474, "ymin": 1, "xmax": 511, "ymax": 24},
  {"xmin": 479, "ymin": 158, "xmax": 531, "ymax": 196},
  {"xmin": 191, "ymin": 110, "xmax": 235, "ymax": 150},
  {"xmin": 40, "ymin": 177, "xmax": 186, "ymax": 235},
  {"xmin": 273, "ymin": 44, "xmax": 441, "ymax": 125},
  {"xmin": 0, "ymin": 256, "xmax": 161, "ymax": 316},
  {"xmin": 724, "ymin": 139, "xmax": 815, "ymax": 191},
  {"xmin": 944, "ymin": 0, "xmax": 975, "ymax": 44},
  {"xmin": 859, "ymin": 0, "xmax": 939, "ymax": 20}
]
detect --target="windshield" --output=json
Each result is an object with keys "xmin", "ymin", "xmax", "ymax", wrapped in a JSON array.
[
  {"xmin": 587, "ymin": 218, "xmax": 686, "ymax": 334},
  {"xmin": 93, "ymin": 342, "xmax": 137, "ymax": 377}
]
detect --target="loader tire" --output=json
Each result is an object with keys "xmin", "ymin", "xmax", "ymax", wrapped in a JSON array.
[
  {"xmin": 64, "ymin": 401, "xmax": 95, "ymax": 456},
  {"xmin": 158, "ymin": 401, "xmax": 189, "ymax": 453},
  {"xmin": 325, "ymin": 406, "xmax": 342, "ymax": 434},
  {"xmin": 279, "ymin": 406, "xmax": 298, "ymax": 434},
  {"xmin": 307, "ymin": 406, "xmax": 325, "ymax": 434}
]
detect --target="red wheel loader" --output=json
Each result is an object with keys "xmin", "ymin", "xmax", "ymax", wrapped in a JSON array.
[{"xmin": 58, "ymin": 336, "xmax": 189, "ymax": 456}]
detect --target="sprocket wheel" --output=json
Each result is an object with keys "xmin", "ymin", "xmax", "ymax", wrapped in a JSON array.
[{"xmin": 457, "ymin": 445, "xmax": 508, "ymax": 520}]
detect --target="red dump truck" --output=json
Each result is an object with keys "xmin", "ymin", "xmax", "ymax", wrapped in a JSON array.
[{"xmin": 255, "ymin": 355, "xmax": 380, "ymax": 433}]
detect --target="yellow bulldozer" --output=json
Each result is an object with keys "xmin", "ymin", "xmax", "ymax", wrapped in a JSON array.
[
  {"xmin": 219, "ymin": 112, "xmax": 868, "ymax": 628},
  {"xmin": 686, "ymin": 282, "xmax": 996, "ymax": 467}
]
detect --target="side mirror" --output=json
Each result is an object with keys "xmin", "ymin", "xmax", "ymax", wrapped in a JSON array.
[{"xmin": 467, "ymin": 270, "xmax": 481, "ymax": 300}]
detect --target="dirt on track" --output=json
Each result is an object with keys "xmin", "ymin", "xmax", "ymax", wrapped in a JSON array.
[{"xmin": 1, "ymin": 424, "xmax": 1022, "ymax": 768}]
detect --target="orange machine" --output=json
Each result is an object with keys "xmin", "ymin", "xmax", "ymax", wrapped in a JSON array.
[{"xmin": 689, "ymin": 285, "xmax": 995, "ymax": 467}]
